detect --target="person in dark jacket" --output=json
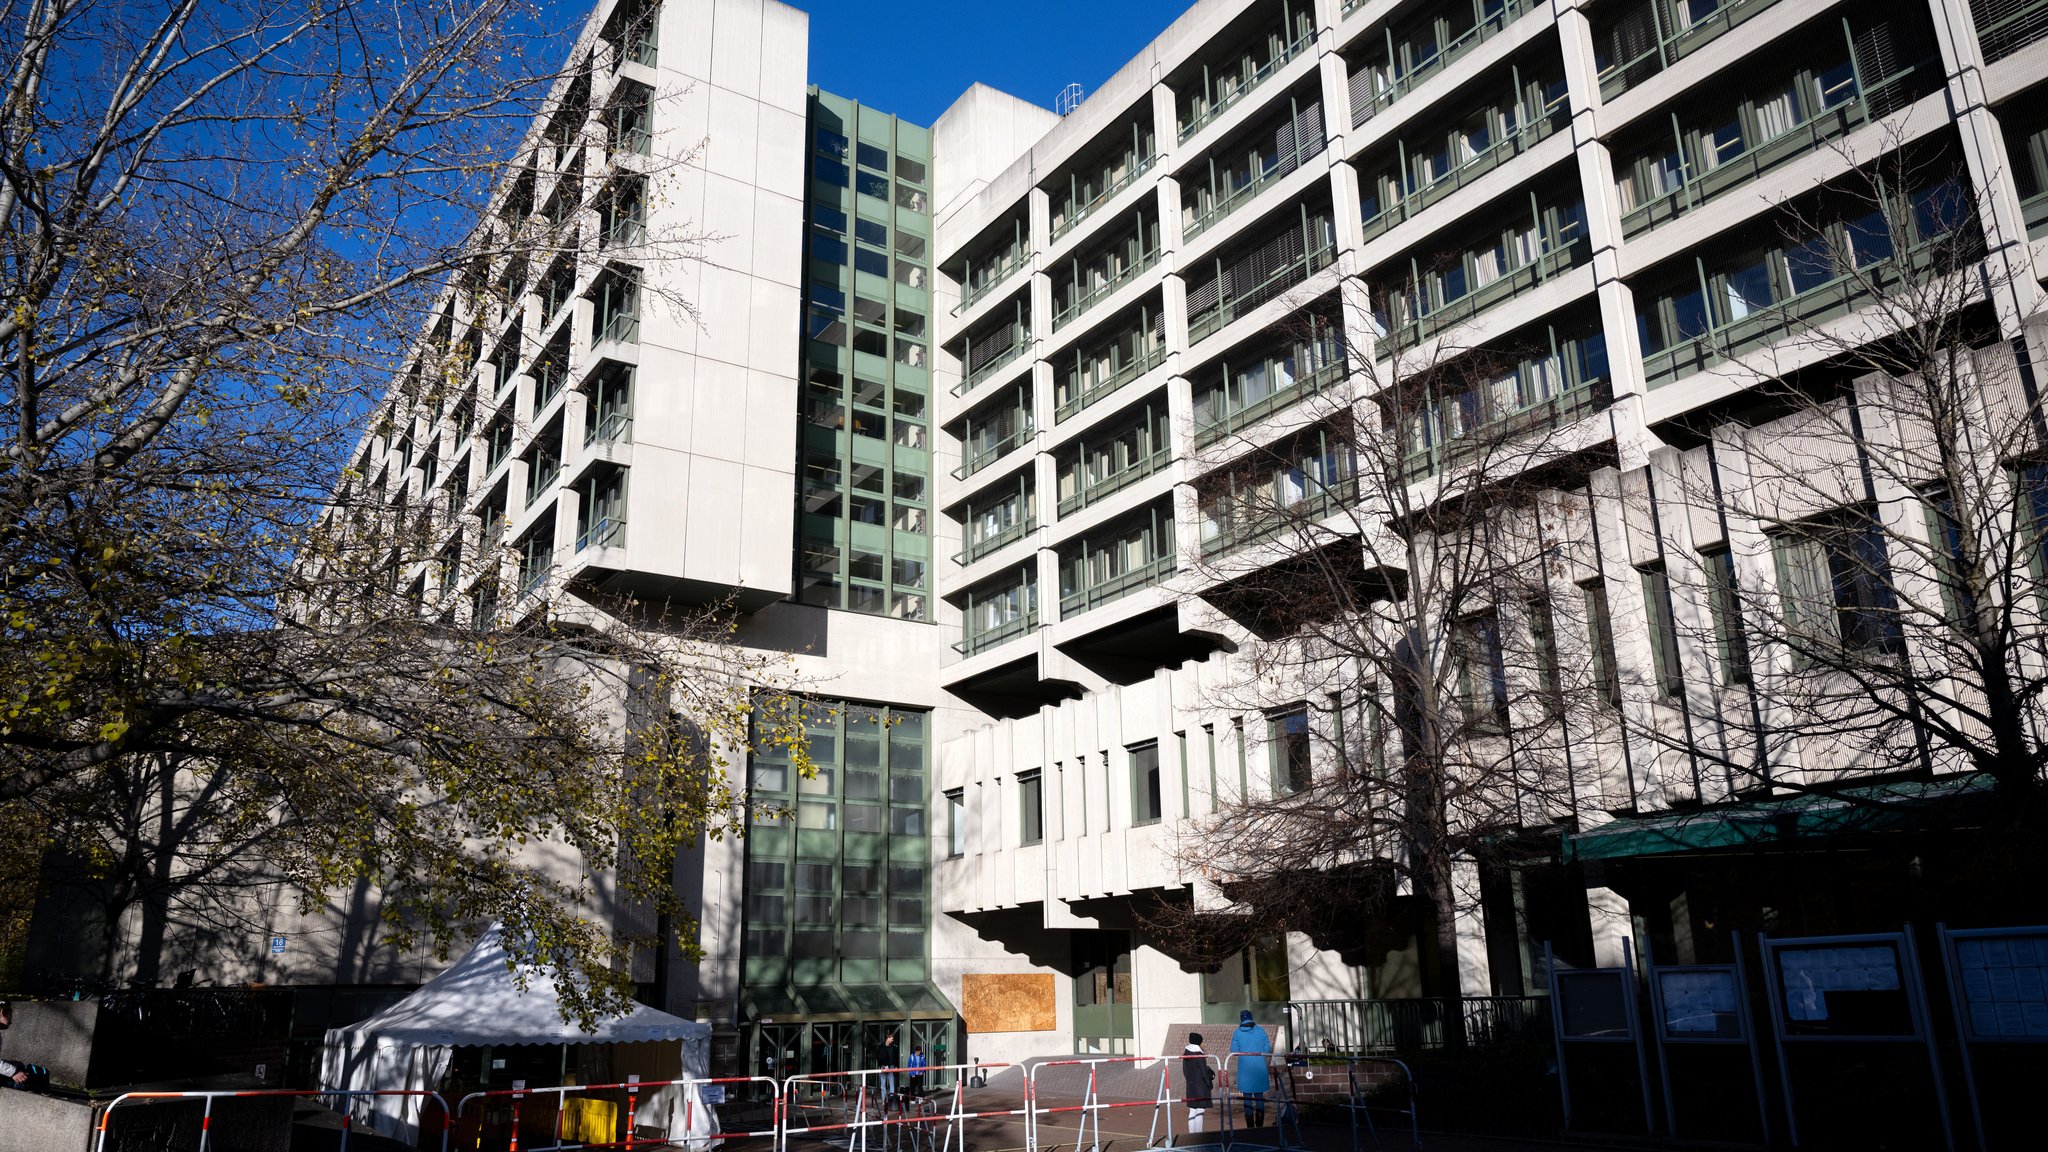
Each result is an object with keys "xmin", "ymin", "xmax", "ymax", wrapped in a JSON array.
[
  {"xmin": 876, "ymin": 1031, "xmax": 901, "ymax": 1100},
  {"xmin": 1180, "ymin": 1032, "xmax": 1215, "ymax": 1133}
]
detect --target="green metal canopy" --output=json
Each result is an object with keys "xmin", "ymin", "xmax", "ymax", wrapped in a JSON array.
[{"xmin": 1564, "ymin": 773, "xmax": 1996, "ymax": 863}]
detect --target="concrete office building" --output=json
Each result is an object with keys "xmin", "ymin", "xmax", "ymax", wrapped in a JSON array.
[{"xmin": 302, "ymin": 0, "xmax": 2048, "ymax": 1077}]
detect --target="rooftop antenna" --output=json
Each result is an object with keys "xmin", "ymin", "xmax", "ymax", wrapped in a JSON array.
[{"xmin": 1055, "ymin": 82, "xmax": 1084, "ymax": 116}]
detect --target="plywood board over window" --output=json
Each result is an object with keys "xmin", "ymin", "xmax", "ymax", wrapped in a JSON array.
[{"xmin": 962, "ymin": 973, "xmax": 1058, "ymax": 1033}]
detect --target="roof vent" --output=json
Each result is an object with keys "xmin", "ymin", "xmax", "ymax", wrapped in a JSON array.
[{"xmin": 1055, "ymin": 82, "xmax": 1084, "ymax": 116}]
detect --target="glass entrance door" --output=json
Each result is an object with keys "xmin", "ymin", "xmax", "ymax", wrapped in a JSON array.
[{"xmin": 1072, "ymin": 931, "xmax": 1135, "ymax": 1054}]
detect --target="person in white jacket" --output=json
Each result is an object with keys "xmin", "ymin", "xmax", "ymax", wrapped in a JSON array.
[{"xmin": 0, "ymin": 1001, "xmax": 30, "ymax": 1086}]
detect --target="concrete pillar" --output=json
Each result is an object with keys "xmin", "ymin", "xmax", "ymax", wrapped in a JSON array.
[
  {"xmin": 1586, "ymin": 885, "xmax": 1634, "ymax": 969},
  {"xmin": 1452, "ymin": 857, "xmax": 1494, "ymax": 997}
]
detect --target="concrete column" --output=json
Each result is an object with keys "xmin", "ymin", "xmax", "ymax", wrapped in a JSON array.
[
  {"xmin": 1645, "ymin": 445, "xmax": 1739, "ymax": 804},
  {"xmin": 1586, "ymin": 885, "xmax": 1634, "ymax": 969},
  {"xmin": 1924, "ymin": 0, "xmax": 2047, "ymax": 333},
  {"xmin": 1706, "ymin": 423, "xmax": 1806, "ymax": 788},
  {"xmin": 1452, "ymin": 857, "xmax": 1494, "ymax": 997},
  {"xmin": 1588, "ymin": 466, "xmax": 1666, "ymax": 810}
]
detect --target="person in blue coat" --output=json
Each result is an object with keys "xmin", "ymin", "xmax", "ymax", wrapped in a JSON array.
[{"xmin": 1226, "ymin": 1009, "xmax": 1273, "ymax": 1127}]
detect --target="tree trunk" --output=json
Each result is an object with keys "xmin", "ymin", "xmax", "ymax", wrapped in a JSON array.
[{"xmin": 1426, "ymin": 850, "xmax": 1467, "ymax": 1052}]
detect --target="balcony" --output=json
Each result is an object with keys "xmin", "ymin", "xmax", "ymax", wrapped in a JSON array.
[
  {"xmin": 957, "ymin": 249, "xmax": 1031, "ymax": 314},
  {"xmin": 1642, "ymin": 244, "xmax": 1944, "ymax": 389},
  {"xmin": 1051, "ymin": 153, "xmax": 1157, "ymax": 243},
  {"xmin": 1195, "ymin": 351, "xmax": 1346, "ymax": 448},
  {"xmin": 954, "ymin": 424, "xmax": 1033, "ymax": 481},
  {"xmin": 1183, "ymin": 130, "xmax": 1326, "ymax": 243},
  {"xmin": 1053, "ymin": 246, "xmax": 1161, "ymax": 331},
  {"xmin": 1348, "ymin": 0, "xmax": 1536, "ymax": 127},
  {"xmin": 1054, "ymin": 344, "xmax": 1167, "ymax": 424},
  {"xmin": 956, "ymin": 517, "xmax": 1036, "ymax": 565},
  {"xmin": 1399, "ymin": 379, "xmax": 1605, "ymax": 480},
  {"xmin": 1202, "ymin": 476, "xmax": 1358, "ymax": 556},
  {"xmin": 1360, "ymin": 94, "xmax": 1567, "ymax": 244},
  {"xmin": 1597, "ymin": 0, "xmax": 1783, "ymax": 101},
  {"xmin": 1978, "ymin": 0, "xmax": 2048, "ymax": 63},
  {"xmin": 1180, "ymin": 29, "xmax": 1316, "ymax": 144},
  {"xmin": 1619, "ymin": 66, "xmax": 1936, "ymax": 239},
  {"xmin": 1059, "ymin": 447, "xmax": 1172, "ymax": 516},
  {"xmin": 1388, "ymin": 241, "xmax": 1588, "ymax": 346},
  {"xmin": 575, "ymin": 514, "xmax": 626, "ymax": 552},
  {"xmin": 956, "ymin": 325, "xmax": 1033, "ymax": 396},
  {"xmin": 1060, "ymin": 553, "xmax": 1175, "ymax": 616},
  {"xmin": 956, "ymin": 610, "xmax": 1037, "ymax": 656},
  {"xmin": 2026, "ymin": 190, "xmax": 2048, "ymax": 240},
  {"xmin": 585, "ymin": 408, "xmax": 632, "ymax": 446},
  {"xmin": 1188, "ymin": 232, "xmax": 1337, "ymax": 345}
]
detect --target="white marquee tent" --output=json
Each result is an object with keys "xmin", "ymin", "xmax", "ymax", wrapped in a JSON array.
[{"xmin": 319, "ymin": 926, "xmax": 713, "ymax": 1147}]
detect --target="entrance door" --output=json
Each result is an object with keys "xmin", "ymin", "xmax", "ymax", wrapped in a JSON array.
[
  {"xmin": 1072, "ymin": 931, "xmax": 1134, "ymax": 1054},
  {"xmin": 906, "ymin": 1018, "xmax": 953, "ymax": 1088},
  {"xmin": 759, "ymin": 1023, "xmax": 806, "ymax": 1082}
]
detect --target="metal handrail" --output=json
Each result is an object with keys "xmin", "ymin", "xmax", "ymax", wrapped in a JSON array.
[
  {"xmin": 955, "ymin": 334, "xmax": 1033, "ymax": 396},
  {"xmin": 1058, "ymin": 449, "xmax": 1173, "ymax": 516},
  {"xmin": 955, "ymin": 518, "xmax": 1034, "ymax": 565},
  {"xmin": 956, "ymin": 610, "xmax": 1036, "ymax": 655},
  {"xmin": 584, "ymin": 410, "xmax": 632, "ymax": 446},
  {"xmin": 1054, "ymin": 345, "xmax": 1167, "ymax": 423},
  {"xmin": 1362, "ymin": 96, "xmax": 1567, "ymax": 244},
  {"xmin": 953, "ymin": 424, "xmax": 1033, "ymax": 480},
  {"xmin": 956, "ymin": 251, "xmax": 1031, "ymax": 314},
  {"xmin": 1202, "ymin": 478, "xmax": 1359, "ymax": 556},
  {"xmin": 1390, "ymin": 241, "xmax": 1587, "ymax": 345},
  {"xmin": 575, "ymin": 515, "xmax": 626, "ymax": 552},
  {"xmin": 1352, "ymin": 0, "xmax": 1533, "ymax": 127},
  {"xmin": 1060, "ymin": 554, "xmax": 1175, "ymax": 616},
  {"xmin": 1618, "ymin": 66, "xmax": 1932, "ymax": 237},
  {"xmin": 1053, "ymin": 247, "xmax": 1161, "ymax": 331},
  {"xmin": 1194, "ymin": 354, "xmax": 1346, "ymax": 447},
  {"xmin": 1188, "ymin": 242, "xmax": 1337, "ymax": 344},
  {"xmin": 1051, "ymin": 153, "xmax": 1157, "ymax": 242},
  {"xmin": 1597, "ymin": 0, "xmax": 1780, "ymax": 100},
  {"xmin": 1399, "ymin": 380, "xmax": 1604, "ymax": 480},
  {"xmin": 1179, "ymin": 31, "xmax": 1315, "ymax": 143},
  {"xmin": 1182, "ymin": 136, "xmax": 1325, "ymax": 242}
]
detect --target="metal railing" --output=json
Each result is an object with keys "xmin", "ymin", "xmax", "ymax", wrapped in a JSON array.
[
  {"xmin": 1189, "ymin": 242, "xmax": 1337, "ymax": 345},
  {"xmin": 1287, "ymin": 995, "xmax": 1551, "ymax": 1054},
  {"xmin": 953, "ymin": 426, "xmax": 1033, "ymax": 480},
  {"xmin": 1180, "ymin": 32, "xmax": 1315, "ymax": 143},
  {"xmin": 1399, "ymin": 380, "xmax": 1604, "ymax": 480},
  {"xmin": 1598, "ymin": 0, "xmax": 1782, "ymax": 100},
  {"xmin": 1202, "ymin": 478, "xmax": 1359, "ymax": 556},
  {"xmin": 1053, "ymin": 248, "xmax": 1161, "ymax": 331},
  {"xmin": 1194, "ymin": 355, "xmax": 1346, "ymax": 447},
  {"xmin": 597, "ymin": 308, "xmax": 640, "ymax": 345},
  {"xmin": 957, "ymin": 252, "xmax": 1031, "ymax": 314},
  {"xmin": 1619, "ymin": 66, "xmax": 1935, "ymax": 238},
  {"xmin": 1977, "ymin": 0, "xmax": 2048, "ymax": 63},
  {"xmin": 2025, "ymin": 190, "xmax": 2048, "ymax": 240},
  {"xmin": 1351, "ymin": 0, "xmax": 1535, "ymax": 127},
  {"xmin": 956, "ymin": 518, "xmax": 1034, "ymax": 565},
  {"xmin": 1054, "ymin": 346, "xmax": 1168, "ymax": 423},
  {"xmin": 586, "ymin": 409, "xmax": 633, "ymax": 446},
  {"xmin": 1183, "ymin": 137, "xmax": 1326, "ymax": 242},
  {"xmin": 1059, "ymin": 553, "xmax": 1175, "ymax": 616},
  {"xmin": 576, "ymin": 515, "xmax": 626, "ymax": 552},
  {"xmin": 1642, "ymin": 242, "xmax": 1948, "ymax": 389},
  {"xmin": 955, "ymin": 335, "xmax": 1033, "ymax": 395},
  {"xmin": 1058, "ymin": 449, "xmax": 1172, "ymax": 516},
  {"xmin": 1389, "ymin": 241, "xmax": 1587, "ymax": 345},
  {"xmin": 1051, "ymin": 154, "xmax": 1157, "ymax": 242},
  {"xmin": 1361, "ymin": 97, "xmax": 1567, "ymax": 245},
  {"xmin": 956, "ymin": 610, "xmax": 1036, "ymax": 655}
]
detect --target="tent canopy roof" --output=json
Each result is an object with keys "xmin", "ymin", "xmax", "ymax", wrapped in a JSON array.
[{"xmin": 330, "ymin": 925, "xmax": 708, "ymax": 1048}]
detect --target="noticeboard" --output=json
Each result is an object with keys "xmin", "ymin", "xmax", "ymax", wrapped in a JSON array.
[
  {"xmin": 1948, "ymin": 928, "xmax": 2048, "ymax": 1042},
  {"xmin": 1557, "ymin": 969, "xmax": 1633, "ymax": 1040},
  {"xmin": 1772, "ymin": 940, "xmax": 1914, "ymax": 1038},
  {"xmin": 1656, "ymin": 967, "xmax": 1743, "ymax": 1041}
]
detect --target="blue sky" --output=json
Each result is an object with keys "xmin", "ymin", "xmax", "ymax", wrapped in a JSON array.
[{"xmin": 787, "ymin": 0, "xmax": 1195, "ymax": 126}]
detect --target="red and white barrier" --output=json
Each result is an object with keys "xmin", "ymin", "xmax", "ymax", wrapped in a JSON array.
[
  {"xmin": 453, "ymin": 1074, "xmax": 774, "ymax": 1151},
  {"xmin": 93, "ymin": 1088, "xmax": 452, "ymax": 1152},
  {"xmin": 780, "ymin": 1062, "xmax": 1020, "ymax": 1152},
  {"xmin": 1025, "ymin": 1055, "xmax": 1189, "ymax": 1152}
]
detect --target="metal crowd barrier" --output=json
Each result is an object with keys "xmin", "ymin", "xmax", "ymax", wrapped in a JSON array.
[
  {"xmin": 1026, "ymin": 1055, "xmax": 1185, "ymax": 1152},
  {"xmin": 781, "ymin": 1062, "xmax": 1015, "ymax": 1152},
  {"xmin": 454, "ymin": 1074, "xmax": 775, "ymax": 1151},
  {"xmin": 94, "ymin": 1088, "xmax": 452, "ymax": 1152},
  {"xmin": 1217, "ymin": 1050, "xmax": 1420, "ymax": 1152}
]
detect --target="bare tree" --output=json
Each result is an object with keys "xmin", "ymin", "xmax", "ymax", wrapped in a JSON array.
[
  {"xmin": 0, "ymin": 0, "xmax": 792, "ymax": 1021},
  {"xmin": 1643, "ymin": 134, "xmax": 2048, "ymax": 851},
  {"xmin": 1150, "ymin": 272, "xmax": 1618, "ymax": 1041}
]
